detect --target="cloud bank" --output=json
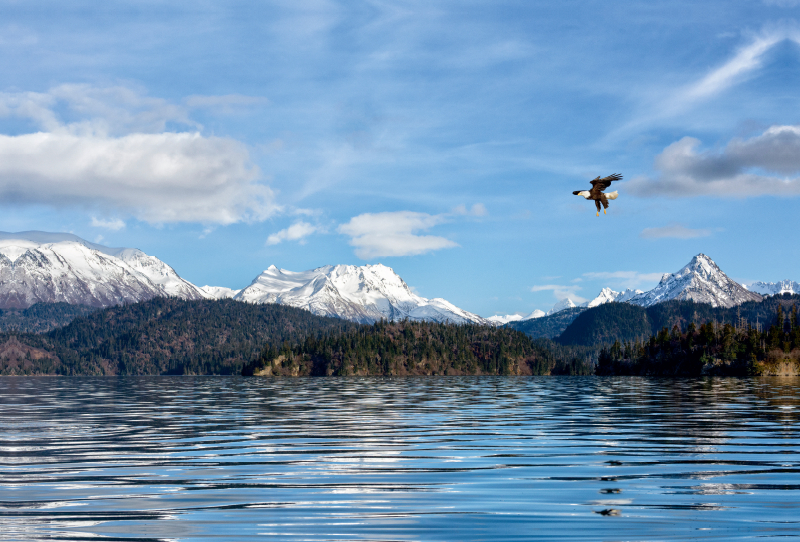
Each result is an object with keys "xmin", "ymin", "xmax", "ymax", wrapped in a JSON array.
[
  {"xmin": 0, "ymin": 85, "xmax": 276, "ymax": 224},
  {"xmin": 338, "ymin": 211, "xmax": 458, "ymax": 259},
  {"xmin": 627, "ymin": 125, "xmax": 800, "ymax": 198}
]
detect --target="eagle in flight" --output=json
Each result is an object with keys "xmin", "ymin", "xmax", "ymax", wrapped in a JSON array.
[{"xmin": 573, "ymin": 173, "xmax": 622, "ymax": 216}]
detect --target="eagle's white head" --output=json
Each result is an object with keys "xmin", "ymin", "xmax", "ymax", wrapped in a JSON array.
[{"xmin": 572, "ymin": 190, "xmax": 591, "ymax": 199}]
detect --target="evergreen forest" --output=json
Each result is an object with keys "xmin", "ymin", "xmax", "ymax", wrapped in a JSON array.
[
  {"xmin": 0, "ymin": 298, "xmax": 358, "ymax": 375},
  {"xmin": 0, "ymin": 294, "xmax": 798, "ymax": 377},
  {"xmin": 241, "ymin": 320, "xmax": 595, "ymax": 376},
  {"xmin": 596, "ymin": 302, "xmax": 800, "ymax": 376}
]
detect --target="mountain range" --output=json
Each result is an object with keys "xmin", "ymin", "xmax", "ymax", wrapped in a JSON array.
[{"xmin": 0, "ymin": 232, "xmax": 793, "ymax": 325}]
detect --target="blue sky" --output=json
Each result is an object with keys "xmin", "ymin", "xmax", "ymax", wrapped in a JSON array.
[{"xmin": 0, "ymin": 0, "xmax": 799, "ymax": 317}]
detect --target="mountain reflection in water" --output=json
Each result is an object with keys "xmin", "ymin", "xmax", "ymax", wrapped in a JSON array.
[{"xmin": 1, "ymin": 376, "xmax": 799, "ymax": 541}]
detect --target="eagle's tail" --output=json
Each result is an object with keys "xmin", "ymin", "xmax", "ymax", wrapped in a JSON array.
[{"xmin": 605, "ymin": 191, "xmax": 619, "ymax": 200}]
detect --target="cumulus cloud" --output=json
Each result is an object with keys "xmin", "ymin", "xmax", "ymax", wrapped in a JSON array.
[
  {"xmin": 338, "ymin": 211, "xmax": 458, "ymax": 259},
  {"xmin": 91, "ymin": 217, "xmax": 126, "ymax": 231},
  {"xmin": 0, "ymin": 85, "xmax": 278, "ymax": 224},
  {"xmin": 640, "ymin": 223, "xmax": 711, "ymax": 239},
  {"xmin": 627, "ymin": 125, "xmax": 800, "ymax": 198},
  {"xmin": 267, "ymin": 221, "xmax": 320, "ymax": 245},
  {"xmin": 0, "ymin": 131, "xmax": 275, "ymax": 224},
  {"xmin": 530, "ymin": 284, "xmax": 586, "ymax": 303}
]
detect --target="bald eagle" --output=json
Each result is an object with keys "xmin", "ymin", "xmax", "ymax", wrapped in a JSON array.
[{"xmin": 573, "ymin": 173, "xmax": 622, "ymax": 216}]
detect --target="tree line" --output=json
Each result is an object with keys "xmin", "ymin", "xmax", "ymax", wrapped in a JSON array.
[
  {"xmin": 242, "ymin": 319, "xmax": 596, "ymax": 376},
  {"xmin": 596, "ymin": 304, "xmax": 800, "ymax": 376}
]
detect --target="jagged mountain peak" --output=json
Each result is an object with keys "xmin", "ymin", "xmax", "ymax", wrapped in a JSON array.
[
  {"xmin": 747, "ymin": 280, "xmax": 800, "ymax": 296},
  {"xmin": 548, "ymin": 298, "xmax": 577, "ymax": 315},
  {"xmin": 236, "ymin": 263, "xmax": 486, "ymax": 325},
  {"xmin": 0, "ymin": 232, "xmax": 204, "ymax": 309},
  {"xmin": 629, "ymin": 253, "xmax": 761, "ymax": 308}
]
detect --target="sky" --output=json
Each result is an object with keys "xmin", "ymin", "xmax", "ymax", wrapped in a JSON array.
[{"xmin": 0, "ymin": 0, "xmax": 799, "ymax": 318}]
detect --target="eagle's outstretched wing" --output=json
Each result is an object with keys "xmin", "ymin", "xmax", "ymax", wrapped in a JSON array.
[{"xmin": 589, "ymin": 173, "xmax": 622, "ymax": 195}]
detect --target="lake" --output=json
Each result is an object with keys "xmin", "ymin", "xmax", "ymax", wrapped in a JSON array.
[{"xmin": 1, "ymin": 376, "xmax": 799, "ymax": 541}]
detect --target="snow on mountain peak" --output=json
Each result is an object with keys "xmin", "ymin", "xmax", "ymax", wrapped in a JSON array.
[
  {"xmin": 548, "ymin": 298, "xmax": 577, "ymax": 315},
  {"xmin": 235, "ymin": 263, "xmax": 487, "ymax": 325},
  {"xmin": 747, "ymin": 280, "xmax": 800, "ymax": 296},
  {"xmin": 629, "ymin": 253, "xmax": 761, "ymax": 308},
  {"xmin": 0, "ymin": 232, "xmax": 204, "ymax": 309},
  {"xmin": 487, "ymin": 309, "xmax": 546, "ymax": 326}
]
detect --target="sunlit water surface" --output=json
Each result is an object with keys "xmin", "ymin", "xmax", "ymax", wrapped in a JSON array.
[{"xmin": 1, "ymin": 377, "xmax": 799, "ymax": 541}]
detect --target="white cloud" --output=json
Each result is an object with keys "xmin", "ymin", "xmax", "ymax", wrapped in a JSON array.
[
  {"xmin": 640, "ymin": 223, "xmax": 711, "ymax": 239},
  {"xmin": 530, "ymin": 284, "xmax": 586, "ymax": 303},
  {"xmin": 609, "ymin": 27, "xmax": 800, "ymax": 140},
  {"xmin": 628, "ymin": 125, "xmax": 800, "ymax": 198},
  {"xmin": 679, "ymin": 30, "xmax": 791, "ymax": 104},
  {"xmin": 338, "ymin": 211, "xmax": 458, "ymax": 259},
  {"xmin": 582, "ymin": 271, "xmax": 665, "ymax": 290},
  {"xmin": 0, "ymin": 131, "xmax": 275, "ymax": 224},
  {"xmin": 267, "ymin": 221, "xmax": 319, "ymax": 245},
  {"xmin": 91, "ymin": 217, "xmax": 126, "ymax": 231},
  {"xmin": 0, "ymin": 84, "xmax": 197, "ymax": 135},
  {"xmin": 0, "ymin": 85, "xmax": 278, "ymax": 224}
]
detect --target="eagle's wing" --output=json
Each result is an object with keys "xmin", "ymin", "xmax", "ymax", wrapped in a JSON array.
[{"xmin": 589, "ymin": 173, "xmax": 622, "ymax": 194}]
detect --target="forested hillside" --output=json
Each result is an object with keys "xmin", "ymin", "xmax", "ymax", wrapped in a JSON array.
[
  {"xmin": 558, "ymin": 295, "xmax": 800, "ymax": 346},
  {"xmin": 2, "ymin": 294, "xmax": 797, "ymax": 377},
  {"xmin": 1, "ymin": 298, "xmax": 358, "ymax": 375},
  {"xmin": 243, "ymin": 320, "xmax": 595, "ymax": 376},
  {"xmin": 507, "ymin": 307, "xmax": 585, "ymax": 339},
  {"xmin": 0, "ymin": 303, "xmax": 97, "ymax": 333},
  {"xmin": 597, "ymin": 303, "xmax": 800, "ymax": 376}
]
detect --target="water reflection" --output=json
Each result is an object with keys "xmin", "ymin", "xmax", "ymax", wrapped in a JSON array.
[{"xmin": 0, "ymin": 376, "xmax": 799, "ymax": 540}]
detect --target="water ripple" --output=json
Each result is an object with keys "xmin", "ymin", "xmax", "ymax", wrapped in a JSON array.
[{"xmin": 1, "ymin": 376, "xmax": 799, "ymax": 540}]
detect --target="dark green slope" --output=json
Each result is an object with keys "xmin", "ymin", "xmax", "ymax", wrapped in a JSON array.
[
  {"xmin": 0, "ymin": 303, "xmax": 97, "ymax": 333},
  {"xmin": 558, "ymin": 303, "xmax": 649, "ymax": 346},
  {"xmin": 558, "ymin": 295, "xmax": 800, "ymax": 347},
  {"xmin": 5, "ymin": 298, "xmax": 358, "ymax": 376},
  {"xmin": 507, "ymin": 307, "xmax": 586, "ymax": 339},
  {"xmin": 243, "ymin": 320, "xmax": 596, "ymax": 376}
]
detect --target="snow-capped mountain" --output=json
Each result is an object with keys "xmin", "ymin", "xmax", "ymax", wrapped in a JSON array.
[
  {"xmin": 543, "ymin": 288, "xmax": 645, "ymax": 316},
  {"xmin": 0, "ymin": 231, "xmax": 204, "ymax": 309},
  {"xmin": 486, "ymin": 314, "xmax": 523, "ymax": 325},
  {"xmin": 113, "ymin": 248, "xmax": 205, "ymax": 300},
  {"xmin": 585, "ymin": 287, "xmax": 643, "ymax": 308},
  {"xmin": 524, "ymin": 309, "xmax": 547, "ymax": 320},
  {"xmin": 746, "ymin": 280, "xmax": 800, "ymax": 297},
  {"xmin": 541, "ymin": 254, "xmax": 762, "ymax": 316},
  {"xmin": 486, "ymin": 309, "xmax": 545, "ymax": 326},
  {"xmin": 234, "ymin": 264, "xmax": 488, "ymax": 325},
  {"xmin": 199, "ymin": 285, "xmax": 241, "ymax": 299},
  {"xmin": 548, "ymin": 298, "xmax": 578, "ymax": 315},
  {"xmin": 628, "ymin": 253, "xmax": 762, "ymax": 308}
]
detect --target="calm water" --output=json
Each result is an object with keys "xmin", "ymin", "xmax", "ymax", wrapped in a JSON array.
[{"xmin": 1, "ymin": 377, "xmax": 799, "ymax": 541}]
